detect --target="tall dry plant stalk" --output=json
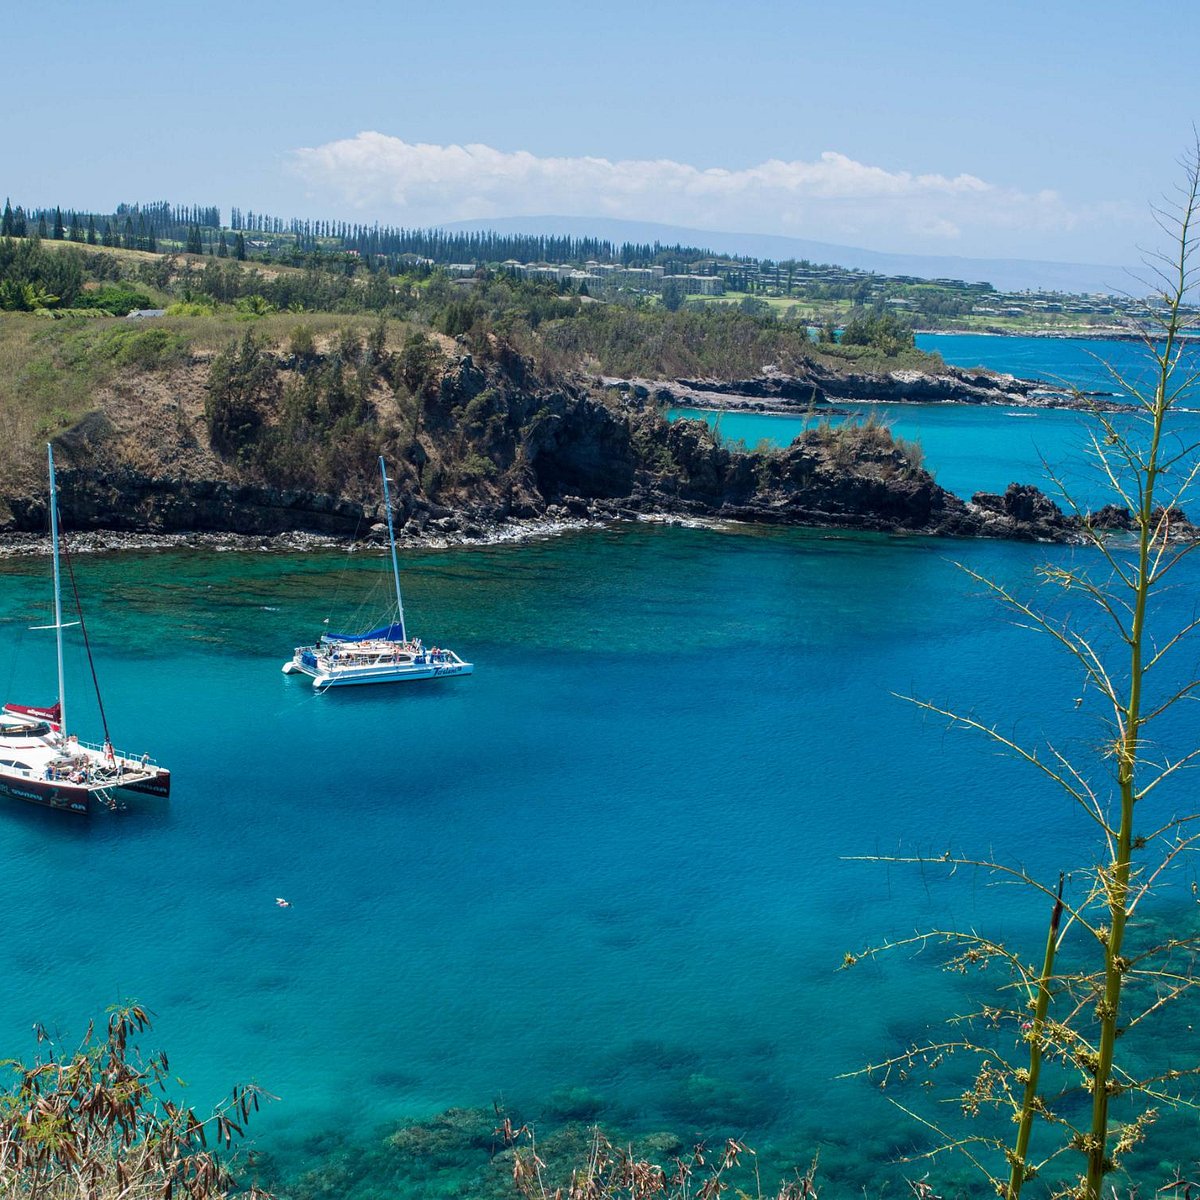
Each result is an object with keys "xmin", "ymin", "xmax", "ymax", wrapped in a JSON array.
[
  {"xmin": 499, "ymin": 1118, "xmax": 818, "ymax": 1200},
  {"xmin": 0, "ymin": 1005, "xmax": 272, "ymax": 1200},
  {"xmin": 844, "ymin": 143, "xmax": 1200, "ymax": 1200}
]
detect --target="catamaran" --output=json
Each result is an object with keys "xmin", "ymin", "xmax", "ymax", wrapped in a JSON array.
[
  {"xmin": 282, "ymin": 456, "xmax": 473, "ymax": 691},
  {"xmin": 0, "ymin": 446, "xmax": 171, "ymax": 814}
]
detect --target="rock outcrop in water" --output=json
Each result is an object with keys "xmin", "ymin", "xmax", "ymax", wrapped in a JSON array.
[
  {"xmin": 0, "ymin": 343, "xmax": 1160, "ymax": 547},
  {"xmin": 605, "ymin": 361, "xmax": 1122, "ymax": 413}
]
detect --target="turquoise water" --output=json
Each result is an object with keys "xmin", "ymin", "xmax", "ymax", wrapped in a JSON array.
[
  {"xmin": 1, "ymin": 336, "xmax": 1199, "ymax": 1196},
  {"xmin": 916, "ymin": 331, "xmax": 1200, "ymax": 395},
  {"xmin": 2, "ymin": 524, "xmax": 1199, "ymax": 1195},
  {"xmin": 672, "ymin": 335, "xmax": 1200, "ymax": 505}
]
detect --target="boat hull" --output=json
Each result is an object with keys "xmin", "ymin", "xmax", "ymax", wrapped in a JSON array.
[
  {"xmin": 121, "ymin": 769, "xmax": 172, "ymax": 798},
  {"xmin": 0, "ymin": 774, "xmax": 90, "ymax": 815},
  {"xmin": 285, "ymin": 659, "xmax": 474, "ymax": 688},
  {"xmin": 316, "ymin": 662, "xmax": 474, "ymax": 687}
]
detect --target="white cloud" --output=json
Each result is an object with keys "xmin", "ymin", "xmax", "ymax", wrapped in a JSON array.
[{"xmin": 289, "ymin": 132, "xmax": 1123, "ymax": 255}]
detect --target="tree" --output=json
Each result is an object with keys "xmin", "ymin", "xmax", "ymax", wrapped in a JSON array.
[
  {"xmin": 367, "ymin": 314, "xmax": 389, "ymax": 366},
  {"xmin": 205, "ymin": 331, "xmax": 277, "ymax": 454},
  {"xmin": 234, "ymin": 232, "xmax": 246, "ymax": 261},
  {"xmin": 660, "ymin": 278, "xmax": 686, "ymax": 312},
  {"xmin": 37, "ymin": 213, "xmax": 48, "ymax": 239},
  {"xmin": 398, "ymin": 330, "xmax": 439, "ymax": 397},
  {"xmin": 0, "ymin": 1006, "xmax": 270, "ymax": 1199},
  {"xmin": 52, "ymin": 206, "xmax": 64, "ymax": 239},
  {"xmin": 0, "ymin": 198, "xmax": 12, "ymax": 236},
  {"xmin": 86, "ymin": 214, "xmax": 97, "ymax": 244},
  {"xmin": 217, "ymin": 230, "xmax": 229, "ymax": 258},
  {"xmin": 847, "ymin": 143, "xmax": 1200, "ymax": 1200}
]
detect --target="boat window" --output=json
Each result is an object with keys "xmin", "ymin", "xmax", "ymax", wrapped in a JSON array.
[{"xmin": 0, "ymin": 759, "xmax": 32, "ymax": 771}]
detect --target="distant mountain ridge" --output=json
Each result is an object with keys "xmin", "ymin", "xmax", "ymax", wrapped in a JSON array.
[{"xmin": 441, "ymin": 215, "xmax": 1136, "ymax": 296}]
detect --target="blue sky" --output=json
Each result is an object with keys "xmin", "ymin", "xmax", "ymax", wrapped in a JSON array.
[{"xmin": 5, "ymin": 0, "xmax": 1198, "ymax": 265}]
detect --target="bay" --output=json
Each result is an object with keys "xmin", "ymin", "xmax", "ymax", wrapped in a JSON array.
[
  {"xmin": 671, "ymin": 334, "xmax": 1200, "ymax": 504},
  {"xmin": 1, "ymin": 336, "xmax": 1198, "ymax": 1195}
]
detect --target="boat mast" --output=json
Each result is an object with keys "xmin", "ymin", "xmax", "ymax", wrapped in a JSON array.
[
  {"xmin": 378, "ymin": 456, "xmax": 406, "ymax": 642},
  {"xmin": 47, "ymin": 444, "xmax": 68, "ymax": 739}
]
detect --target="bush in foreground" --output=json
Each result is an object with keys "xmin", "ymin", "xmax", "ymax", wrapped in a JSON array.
[{"xmin": 0, "ymin": 1005, "xmax": 270, "ymax": 1200}]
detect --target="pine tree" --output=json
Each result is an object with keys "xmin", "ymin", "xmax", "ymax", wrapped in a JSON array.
[
  {"xmin": 38, "ymin": 214, "xmax": 49, "ymax": 238},
  {"xmin": 53, "ymin": 207, "xmax": 64, "ymax": 239},
  {"xmin": 86, "ymin": 215, "xmax": 97, "ymax": 245},
  {"xmin": 1, "ymin": 199, "xmax": 12, "ymax": 236},
  {"xmin": 234, "ymin": 232, "xmax": 246, "ymax": 261},
  {"xmin": 217, "ymin": 231, "xmax": 228, "ymax": 258}
]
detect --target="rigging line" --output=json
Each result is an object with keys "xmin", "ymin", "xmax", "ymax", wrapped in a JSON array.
[{"xmin": 60, "ymin": 533, "xmax": 111, "ymax": 747}]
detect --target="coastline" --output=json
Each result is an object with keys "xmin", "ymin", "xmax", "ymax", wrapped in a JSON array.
[
  {"xmin": 917, "ymin": 326, "xmax": 1200, "ymax": 341},
  {"xmin": 0, "ymin": 516, "xmax": 610, "ymax": 558}
]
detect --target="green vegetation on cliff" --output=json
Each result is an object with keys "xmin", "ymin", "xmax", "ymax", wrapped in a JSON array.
[{"xmin": 0, "ymin": 236, "xmax": 944, "ymax": 499}]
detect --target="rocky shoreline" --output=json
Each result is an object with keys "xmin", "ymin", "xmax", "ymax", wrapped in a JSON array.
[
  {"xmin": 3, "ymin": 474, "xmax": 1184, "ymax": 559},
  {"xmin": 0, "ymin": 515, "xmax": 610, "ymax": 558},
  {"xmin": 0, "ymin": 350, "xmax": 1179, "ymax": 554},
  {"xmin": 602, "ymin": 362, "xmax": 1126, "ymax": 415}
]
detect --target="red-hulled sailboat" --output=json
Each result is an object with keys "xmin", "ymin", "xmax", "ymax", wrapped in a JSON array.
[{"xmin": 0, "ymin": 446, "xmax": 171, "ymax": 814}]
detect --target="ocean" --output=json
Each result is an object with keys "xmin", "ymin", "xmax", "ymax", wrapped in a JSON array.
[
  {"xmin": 1, "ymin": 334, "xmax": 1198, "ymax": 1198},
  {"xmin": 670, "ymin": 334, "xmax": 1200, "ymax": 505}
]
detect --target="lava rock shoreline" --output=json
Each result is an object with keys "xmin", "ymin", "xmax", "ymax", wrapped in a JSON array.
[
  {"xmin": 603, "ymin": 362, "xmax": 1125, "ymax": 414},
  {"xmin": 0, "ymin": 352, "xmax": 1173, "ymax": 552}
]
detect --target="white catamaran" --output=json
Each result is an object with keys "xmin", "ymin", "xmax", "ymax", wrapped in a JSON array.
[
  {"xmin": 0, "ymin": 446, "xmax": 171, "ymax": 814},
  {"xmin": 282, "ymin": 457, "xmax": 473, "ymax": 691}
]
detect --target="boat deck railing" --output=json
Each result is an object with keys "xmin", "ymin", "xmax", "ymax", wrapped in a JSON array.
[{"xmin": 71, "ymin": 736, "xmax": 163, "ymax": 771}]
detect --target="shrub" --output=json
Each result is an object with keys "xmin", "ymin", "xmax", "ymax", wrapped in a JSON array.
[
  {"xmin": 0, "ymin": 1006, "xmax": 271, "ymax": 1200},
  {"xmin": 74, "ymin": 285, "xmax": 155, "ymax": 315},
  {"xmin": 92, "ymin": 324, "xmax": 189, "ymax": 369}
]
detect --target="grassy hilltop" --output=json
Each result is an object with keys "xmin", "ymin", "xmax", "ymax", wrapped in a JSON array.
[{"xmin": 0, "ymin": 236, "xmax": 941, "ymax": 493}]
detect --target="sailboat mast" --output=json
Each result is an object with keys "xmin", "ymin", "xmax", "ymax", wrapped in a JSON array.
[
  {"xmin": 47, "ymin": 444, "xmax": 67, "ymax": 739},
  {"xmin": 378, "ymin": 456, "xmax": 406, "ymax": 642}
]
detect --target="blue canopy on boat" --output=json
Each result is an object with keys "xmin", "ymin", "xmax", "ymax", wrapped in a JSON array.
[{"xmin": 324, "ymin": 622, "xmax": 407, "ymax": 644}]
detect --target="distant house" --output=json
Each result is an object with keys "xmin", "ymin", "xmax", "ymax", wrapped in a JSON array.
[{"xmin": 125, "ymin": 308, "xmax": 166, "ymax": 319}]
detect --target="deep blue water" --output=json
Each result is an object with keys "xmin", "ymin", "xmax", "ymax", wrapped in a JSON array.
[{"xmin": 2, "ymin": 337, "xmax": 1199, "ymax": 1197}]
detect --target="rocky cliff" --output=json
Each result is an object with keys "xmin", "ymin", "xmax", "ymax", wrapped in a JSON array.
[{"xmin": 0, "ymin": 339, "xmax": 1145, "ymax": 546}]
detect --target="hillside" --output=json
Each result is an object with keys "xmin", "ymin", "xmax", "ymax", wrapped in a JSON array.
[
  {"xmin": 0, "ymin": 238, "xmax": 1107, "ymax": 545},
  {"xmin": 0, "ymin": 304, "xmax": 1087, "ymax": 548}
]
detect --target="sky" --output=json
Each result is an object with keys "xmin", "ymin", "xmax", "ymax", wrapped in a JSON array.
[{"xmin": 5, "ymin": 0, "xmax": 1199, "ymax": 268}]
